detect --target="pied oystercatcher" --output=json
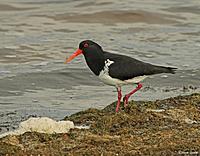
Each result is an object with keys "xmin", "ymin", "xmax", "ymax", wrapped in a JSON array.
[{"xmin": 65, "ymin": 40, "xmax": 176, "ymax": 112}]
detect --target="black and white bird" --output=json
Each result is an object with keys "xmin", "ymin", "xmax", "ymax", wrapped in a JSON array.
[{"xmin": 65, "ymin": 40, "xmax": 176, "ymax": 112}]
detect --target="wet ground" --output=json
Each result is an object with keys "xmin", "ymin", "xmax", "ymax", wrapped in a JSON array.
[
  {"xmin": 0, "ymin": 0, "xmax": 200, "ymax": 134},
  {"xmin": 0, "ymin": 93, "xmax": 200, "ymax": 155}
]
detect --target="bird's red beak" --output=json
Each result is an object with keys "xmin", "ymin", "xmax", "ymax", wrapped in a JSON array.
[{"xmin": 65, "ymin": 49, "xmax": 83, "ymax": 63}]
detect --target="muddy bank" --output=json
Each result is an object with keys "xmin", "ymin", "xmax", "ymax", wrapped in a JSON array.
[{"xmin": 0, "ymin": 93, "xmax": 199, "ymax": 155}]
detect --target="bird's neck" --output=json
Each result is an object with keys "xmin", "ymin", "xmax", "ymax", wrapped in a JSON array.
[{"xmin": 83, "ymin": 49, "xmax": 105, "ymax": 76}]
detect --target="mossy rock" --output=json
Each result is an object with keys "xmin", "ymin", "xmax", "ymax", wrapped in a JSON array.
[{"xmin": 0, "ymin": 93, "xmax": 200, "ymax": 155}]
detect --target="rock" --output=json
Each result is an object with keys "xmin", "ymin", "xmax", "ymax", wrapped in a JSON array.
[{"xmin": 0, "ymin": 117, "xmax": 74, "ymax": 138}]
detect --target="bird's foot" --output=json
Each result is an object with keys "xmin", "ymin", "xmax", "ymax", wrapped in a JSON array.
[{"xmin": 123, "ymin": 95, "xmax": 129, "ymax": 107}]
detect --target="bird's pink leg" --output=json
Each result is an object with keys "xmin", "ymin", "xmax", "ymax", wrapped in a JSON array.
[
  {"xmin": 115, "ymin": 87, "xmax": 122, "ymax": 112},
  {"xmin": 123, "ymin": 83, "xmax": 142, "ymax": 107}
]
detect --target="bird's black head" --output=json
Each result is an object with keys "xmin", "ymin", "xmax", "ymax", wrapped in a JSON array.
[
  {"xmin": 66, "ymin": 40, "xmax": 105, "ymax": 75},
  {"xmin": 66, "ymin": 40, "xmax": 103, "ymax": 63},
  {"xmin": 79, "ymin": 40, "xmax": 102, "ymax": 52}
]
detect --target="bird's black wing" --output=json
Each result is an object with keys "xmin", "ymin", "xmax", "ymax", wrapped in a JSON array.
[{"xmin": 103, "ymin": 51, "xmax": 176, "ymax": 81}]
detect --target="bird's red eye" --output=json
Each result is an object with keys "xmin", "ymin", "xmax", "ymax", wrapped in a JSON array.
[{"xmin": 84, "ymin": 43, "xmax": 89, "ymax": 48}]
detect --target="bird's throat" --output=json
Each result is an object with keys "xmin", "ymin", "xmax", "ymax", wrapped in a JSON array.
[{"xmin": 83, "ymin": 50, "xmax": 105, "ymax": 76}]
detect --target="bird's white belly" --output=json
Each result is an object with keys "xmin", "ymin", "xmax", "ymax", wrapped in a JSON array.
[
  {"xmin": 99, "ymin": 71, "xmax": 125, "ymax": 86},
  {"xmin": 99, "ymin": 71, "xmax": 147, "ymax": 87},
  {"xmin": 125, "ymin": 75, "xmax": 147, "ymax": 84}
]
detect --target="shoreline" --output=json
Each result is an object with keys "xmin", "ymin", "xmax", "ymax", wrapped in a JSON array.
[{"xmin": 0, "ymin": 93, "xmax": 200, "ymax": 155}]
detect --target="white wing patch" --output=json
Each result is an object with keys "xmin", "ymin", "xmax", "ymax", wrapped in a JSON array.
[
  {"xmin": 101, "ymin": 59, "xmax": 114, "ymax": 75},
  {"xmin": 104, "ymin": 59, "xmax": 114, "ymax": 70}
]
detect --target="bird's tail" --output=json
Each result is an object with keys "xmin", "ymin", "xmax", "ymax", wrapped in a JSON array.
[
  {"xmin": 165, "ymin": 67, "xmax": 177, "ymax": 74},
  {"xmin": 153, "ymin": 65, "xmax": 177, "ymax": 74}
]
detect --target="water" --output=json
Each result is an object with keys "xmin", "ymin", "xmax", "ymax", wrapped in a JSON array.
[{"xmin": 0, "ymin": 0, "xmax": 200, "ymax": 134}]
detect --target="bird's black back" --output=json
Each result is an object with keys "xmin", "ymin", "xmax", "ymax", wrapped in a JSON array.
[{"xmin": 103, "ymin": 51, "xmax": 176, "ymax": 81}]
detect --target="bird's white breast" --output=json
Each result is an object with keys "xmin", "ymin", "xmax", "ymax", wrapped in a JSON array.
[{"xmin": 98, "ymin": 59, "xmax": 147, "ymax": 87}]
